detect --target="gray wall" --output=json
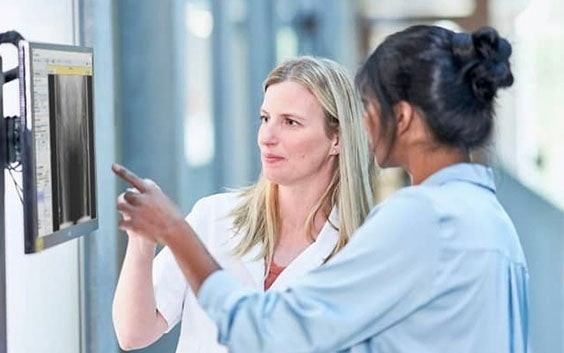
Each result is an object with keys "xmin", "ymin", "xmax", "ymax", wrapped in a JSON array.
[
  {"xmin": 497, "ymin": 169, "xmax": 564, "ymax": 353},
  {"xmin": 79, "ymin": 0, "xmax": 120, "ymax": 352}
]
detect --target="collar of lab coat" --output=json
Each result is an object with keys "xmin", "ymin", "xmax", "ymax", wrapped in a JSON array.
[{"xmin": 239, "ymin": 207, "xmax": 340, "ymax": 291}]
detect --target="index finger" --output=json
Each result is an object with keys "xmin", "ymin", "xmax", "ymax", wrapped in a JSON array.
[{"xmin": 112, "ymin": 163, "xmax": 147, "ymax": 193}]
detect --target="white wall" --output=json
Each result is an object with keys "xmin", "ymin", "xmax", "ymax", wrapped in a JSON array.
[{"xmin": 0, "ymin": 1, "xmax": 82, "ymax": 352}]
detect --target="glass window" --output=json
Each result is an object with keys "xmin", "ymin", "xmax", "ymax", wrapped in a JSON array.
[
  {"xmin": 228, "ymin": 0, "xmax": 252, "ymax": 186},
  {"xmin": 184, "ymin": 1, "xmax": 214, "ymax": 168},
  {"xmin": 492, "ymin": 0, "xmax": 564, "ymax": 207},
  {"xmin": 180, "ymin": 0, "xmax": 217, "ymax": 206}
]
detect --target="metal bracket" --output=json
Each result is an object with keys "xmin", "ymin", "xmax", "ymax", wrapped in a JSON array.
[
  {"xmin": 5, "ymin": 116, "xmax": 21, "ymax": 166},
  {"xmin": 0, "ymin": 30, "xmax": 25, "ymax": 169}
]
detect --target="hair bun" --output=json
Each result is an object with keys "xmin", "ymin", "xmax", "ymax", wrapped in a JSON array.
[
  {"xmin": 472, "ymin": 27, "xmax": 510, "ymax": 62},
  {"xmin": 452, "ymin": 27, "xmax": 514, "ymax": 103},
  {"xmin": 451, "ymin": 32, "xmax": 475, "ymax": 62}
]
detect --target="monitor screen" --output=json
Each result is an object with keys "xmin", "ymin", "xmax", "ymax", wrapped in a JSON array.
[{"xmin": 20, "ymin": 41, "xmax": 97, "ymax": 253}]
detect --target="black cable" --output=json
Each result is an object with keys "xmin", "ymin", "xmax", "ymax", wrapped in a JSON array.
[
  {"xmin": 0, "ymin": 31, "xmax": 24, "ymax": 83},
  {"xmin": 7, "ymin": 167, "xmax": 23, "ymax": 204},
  {"xmin": 0, "ymin": 31, "xmax": 24, "ymax": 46},
  {"xmin": 3, "ymin": 67, "xmax": 18, "ymax": 84},
  {"xmin": 1, "ymin": 32, "xmax": 25, "ymax": 203}
]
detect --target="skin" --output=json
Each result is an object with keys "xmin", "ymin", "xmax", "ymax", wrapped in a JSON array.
[
  {"xmin": 259, "ymin": 81, "xmax": 338, "ymax": 189},
  {"xmin": 112, "ymin": 80, "xmax": 340, "ymax": 348},
  {"xmin": 115, "ymin": 80, "xmax": 341, "ymax": 287},
  {"xmin": 113, "ymin": 97, "xmax": 469, "ymax": 303},
  {"xmin": 363, "ymin": 99, "xmax": 470, "ymax": 185},
  {"xmin": 259, "ymin": 81, "xmax": 339, "ymax": 265},
  {"xmin": 113, "ymin": 166, "xmax": 220, "ymax": 294}
]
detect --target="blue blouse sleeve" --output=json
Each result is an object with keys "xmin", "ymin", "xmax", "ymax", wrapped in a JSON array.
[{"xmin": 198, "ymin": 189, "xmax": 442, "ymax": 353}]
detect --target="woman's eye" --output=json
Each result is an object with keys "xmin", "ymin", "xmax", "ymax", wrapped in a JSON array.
[
  {"xmin": 260, "ymin": 115, "xmax": 269, "ymax": 123},
  {"xmin": 285, "ymin": 118, "xmax": 299, "ymax": 126}
]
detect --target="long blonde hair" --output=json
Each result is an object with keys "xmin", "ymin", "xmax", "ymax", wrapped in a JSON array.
[{"xmin": 231, "ymin": 56, "xmax": 377, "ymax": 265}]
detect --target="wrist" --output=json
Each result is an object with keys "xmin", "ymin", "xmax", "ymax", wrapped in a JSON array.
[
  {"xmin": 161, "ymin": 218, "xmax": 190, "ymax": 246},
  {"xmin": 127, "ymin": 235, "xmax": 157, "ymax": 256}
]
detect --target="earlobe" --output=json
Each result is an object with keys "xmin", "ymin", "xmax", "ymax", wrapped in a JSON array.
[{"xmin": 330, "ymin": 138, "xmax": 340, "ymax": 155}]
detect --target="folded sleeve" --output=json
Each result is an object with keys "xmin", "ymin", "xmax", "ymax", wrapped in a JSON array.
[
  {"xmin": 198, "ymin": 189, "xmax": 443, "ymax": 353},
  {"xmin": 153, "ymin": 197, "xmax": 210, "ymax": 332},
  {"xmin": 153, "ymin": 246, "xmax": 187, "ymax": 332}
]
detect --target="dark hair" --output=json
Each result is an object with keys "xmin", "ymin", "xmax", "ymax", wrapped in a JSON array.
[{"xmin": 355, "ymin": 25, "xmax": 514, "ymax": 149}]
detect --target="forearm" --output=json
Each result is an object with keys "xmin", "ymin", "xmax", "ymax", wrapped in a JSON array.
[
  {"xmin": 112, "ymin": 237, "xmax": 166, "ymax": 349},
  {"xmin": 112, "ymin": 163, "xmax": 220, "ymax": 296},
  {"xmin": 197, "ymin": 193, "xmax": 440, "ymax": 353},
  {"xmin": 164, "ymin": 220, "xmax": 221, "ymax": 295}
]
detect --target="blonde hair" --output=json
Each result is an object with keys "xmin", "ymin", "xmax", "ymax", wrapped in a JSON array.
[{"xmin": 231, "ymin": 56, "xmax": 377, "ymax": 265}]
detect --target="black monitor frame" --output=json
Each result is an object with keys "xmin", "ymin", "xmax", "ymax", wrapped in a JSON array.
[{"xmin": 19, "ymin": 41, "xmax": 98, "ymax": 253}]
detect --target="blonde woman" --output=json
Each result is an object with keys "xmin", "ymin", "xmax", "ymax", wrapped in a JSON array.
[{"xmin": 112, "ymin": 56, "xmax": 376, "ymax": 352}]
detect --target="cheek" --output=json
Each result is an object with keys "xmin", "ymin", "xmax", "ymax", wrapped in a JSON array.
[
  {"xmin": 363, "ymin": 115, "xmax": 378, "ymax": 150},
  {"xmin": 294, "ymin": 140, "xmax": 317, "ymax": 158},
  {"xmin": 363, "ymin": 117, "xmax": 372, "ymax": 145},
  {"xmin": 290, "ymin": 135, "xmax": 329, "ymax": 161}
]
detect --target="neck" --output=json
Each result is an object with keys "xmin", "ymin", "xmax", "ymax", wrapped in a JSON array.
[
  {"xmin": 271, "ymin": 179, "xmax": 331, "ymax": 266},
  {"xmin": 277, "ymin": 175, "xmax": 332, "ymax": 234},
  {"xmin": 404, "ymin": 145, "xmax": 470, "ymax": 185}
]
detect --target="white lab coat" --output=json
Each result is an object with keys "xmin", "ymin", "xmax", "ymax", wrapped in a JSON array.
[{"xmin": 153, "ymin": 192, "xmax": 340, "ymax": 353}]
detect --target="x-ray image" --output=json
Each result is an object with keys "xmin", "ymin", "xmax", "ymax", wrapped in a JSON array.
[{"xmin": 48, "ymin": 74, "xmax": 96, "ymax": 231}]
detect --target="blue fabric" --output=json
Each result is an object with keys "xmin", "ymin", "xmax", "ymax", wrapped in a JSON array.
[{"xmin": 198, "ymin": 163, "xmax": 529, "ymax": 353}]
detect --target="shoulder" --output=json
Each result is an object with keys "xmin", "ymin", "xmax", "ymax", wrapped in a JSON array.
[
  {"xmin": 367, "ymin": 180, "xmax": 470, "ymax": 229},
  {"xmin": 357, "ymin": 186, "xmax": 443, "ymax": 253},
  {"xmin": 324, "ymin": 186, "xmax": 442, "ymax": 294},
  {"xmin": 369, "ymin": 185, "xmax": 440, "ymax": 222},
  {"xmin": 185, "ymin": 192, "xmax": 242, "ymax": 244},
  {"xmin": 187, "ymin": 192, "xmax": 242, "ymax": 222},
  {"xmin": 192, "ymin": 192, "xmax": 242, "ymax": 209}
]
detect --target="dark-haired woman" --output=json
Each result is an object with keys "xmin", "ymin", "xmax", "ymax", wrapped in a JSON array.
[{"xmin": 114, "ymin": 25, "xmax": 529, "ymax": 353}]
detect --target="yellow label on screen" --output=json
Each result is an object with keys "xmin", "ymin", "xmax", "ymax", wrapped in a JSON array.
[
  {"xmin": 35, "ymin": 237, "xmax": 45, "ymax": 251},
  {"xmin": 47, "ymin": 65, "xmax": 92, "ymax": 76}
]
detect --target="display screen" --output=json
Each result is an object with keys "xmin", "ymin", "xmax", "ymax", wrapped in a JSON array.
[{"xmin": 21, "ymin": 42, "xmax": 97, "ymax": 253}]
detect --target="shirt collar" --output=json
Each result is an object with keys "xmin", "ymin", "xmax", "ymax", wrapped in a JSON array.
[
  {"xmin": 421, "ymin": 163, "xmax": 496, "ymax": 193},
  {"xmin": 239, "ymin": 206, "xmax": 340, "ymax": 290}
]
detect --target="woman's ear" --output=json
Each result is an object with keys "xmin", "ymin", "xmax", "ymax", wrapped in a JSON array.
[
  {"xmin": 330, "ymin": 135, "xmax": 340, "ymax": 155},
  {"xmin": 393, "ymin": 101, "xmax": 414, "ymax": 136}
]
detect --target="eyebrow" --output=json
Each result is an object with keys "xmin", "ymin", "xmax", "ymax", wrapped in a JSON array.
[{"xmin": 260, "ymin": 109, "xmax": 306, "ymax": 121}]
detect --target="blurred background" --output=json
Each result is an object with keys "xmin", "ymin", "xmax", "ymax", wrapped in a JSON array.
[{"xmin": 0, "ymin": 0, "xmax": 562, "ymax": 352}]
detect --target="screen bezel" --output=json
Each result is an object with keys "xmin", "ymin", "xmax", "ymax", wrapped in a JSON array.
[{"xmin": 19, "ymin": 41, "xmax": 98, "ymax": 254}]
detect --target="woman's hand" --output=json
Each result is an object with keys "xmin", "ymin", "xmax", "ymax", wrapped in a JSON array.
[
  {"xmin": 113, "ymin": 163, "xmax": 221, "ymax": 294},
  {"xmin": 113, "ymin": 163, "xmax": 185, "ymax": 245}
]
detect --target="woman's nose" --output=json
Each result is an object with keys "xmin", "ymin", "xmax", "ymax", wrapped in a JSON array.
[{"xmin": 258, "ymin": 122, "xmax": 278, "ymax": 145}]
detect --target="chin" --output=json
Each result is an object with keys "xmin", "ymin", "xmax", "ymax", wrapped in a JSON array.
[
  {"xmin": 376, "ymin": 156, "xmax": 401, "ymax": 169},
  {"xmin": 374, "ymin": 147, "xmax": 399, "ymax": 169},
  {"xmin": 263, "ymin": 171, "xmax": 286, "ymax": 185},
  {"xmin": 374, "ymin": 152, "xmax": 387, "ymax": 168},
  {"xmin": 375, "ymin": 160, "xmax": 387, "ymax": 169}
]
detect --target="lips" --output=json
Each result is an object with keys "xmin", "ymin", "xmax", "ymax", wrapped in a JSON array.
[{"xmin": 262, "ymin": 153, "xmax": 285, "ymax": 163}]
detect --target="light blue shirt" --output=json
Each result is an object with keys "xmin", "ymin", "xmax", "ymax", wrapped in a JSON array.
[{"xmin": 198, "ymin": 163, "xmax": 529, "ymax": 353}]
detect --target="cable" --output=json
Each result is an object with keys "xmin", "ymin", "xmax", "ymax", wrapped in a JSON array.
[
  {"xmin": 7, "ymin": 167, "xmax": 23, "ymax": 204},
  {"xmin": 0, "ymin": 31, "xmax": 24, "ymax": 46}
]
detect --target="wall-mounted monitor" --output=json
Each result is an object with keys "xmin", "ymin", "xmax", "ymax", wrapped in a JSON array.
[{"xmin": 19, "ymin": 41, "xmax": 97, "ymax": 253}]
